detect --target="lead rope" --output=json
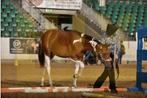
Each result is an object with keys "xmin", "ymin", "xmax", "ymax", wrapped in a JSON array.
[
  {"xmin": 113, "ymin": 44, "xmax": 119, "ymax": 80},
  {"xmin": 89, "ymin": 39, "xmax": 97, "ymax": 52}
]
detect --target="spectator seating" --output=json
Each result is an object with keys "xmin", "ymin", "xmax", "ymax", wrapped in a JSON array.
[{"xmin": 1, "ymin": 0, "xmax": 38, "ymax": 37}]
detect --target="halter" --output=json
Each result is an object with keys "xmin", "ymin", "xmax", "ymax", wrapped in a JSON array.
[
  {"xmin": 89, "ymin": 39, "xmax": 97, "ymax": 52},
  {"xmin": 89, "ymin": 39, "xmax": 111, "ymax": 64}
]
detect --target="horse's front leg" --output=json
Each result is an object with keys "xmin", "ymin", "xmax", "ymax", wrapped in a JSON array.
[
  {"xmin": 73, "ymin": 60, "xmax": 85, "ymax": 87},
  {"xmin": 45, "ymin": 55, "xmax": 53, "ymax": 86},
  {"xmin": 78, "ymin": 61, "xmax": 85, "ymax": 76}
]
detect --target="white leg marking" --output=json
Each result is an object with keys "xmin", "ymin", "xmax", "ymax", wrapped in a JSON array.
[
  {"xmin": 74, "ymin": 61, "xmax": 80, "ymax": 74},
  {"xmin": 78, "ymin": 61, "xmax": 85, "ymax": 76},
  {"xmin": 73, "ymin": 60, "xmax": 85, "ymax": 87},
  {"xmin": 41, "ymin": 68, "xmax": 46, "ymax": 86},
  {"xmin": 45, "ymin": 55, "xmax": 53, "ymax": 86},
  {"xmin": 73, "ymin": 61, "xmax": 80, "ymax": 87}
]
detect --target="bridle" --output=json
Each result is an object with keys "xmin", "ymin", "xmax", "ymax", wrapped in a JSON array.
[{"xmin": 89, "ymin": 40, "xmax": 112, "ymax": 64}]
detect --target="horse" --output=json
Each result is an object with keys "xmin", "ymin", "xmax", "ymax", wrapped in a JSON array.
[{"xmin": 38, "ymin": 29, "xmax": 112, "ymax": 87}]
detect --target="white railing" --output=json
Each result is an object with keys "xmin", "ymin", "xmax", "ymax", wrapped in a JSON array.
[
  {"xmin": 77, "ymin": 11, "xmax": 102, "ymax": 35},
  {"xmin": 22, "ymin": 0, "xmax": 56, "ymax": 30},
  {"xmin": 74, "ymin": 14, "xmax": 101, "ymax": 39},
  {"xmin": 80, "ymin": 3, "xmax": 111, "ymax": 32}
]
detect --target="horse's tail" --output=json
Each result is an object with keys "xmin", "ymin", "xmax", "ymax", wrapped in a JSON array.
[{"xmin": 38, "ymin": 42, "xmax": 45, "ymax": 67}]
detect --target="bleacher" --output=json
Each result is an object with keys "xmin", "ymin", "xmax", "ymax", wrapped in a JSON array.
[
  {"xmin": 84, "ymin": 0, "xmax": 147, "ymax": 40},
  {"xmin": 1, "ymin": 0, "xmax": 39, "ymax": 38},
  {"xmin": 1, "ymin": 0, "xmax": 147, "ymax": 40}
]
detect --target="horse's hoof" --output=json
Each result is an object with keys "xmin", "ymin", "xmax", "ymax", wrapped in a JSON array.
[
  {"xmin": 46, "ymin": 84, "xmax": 53, "ymax": 87},
  {"xmin": 50, "ymin": 85, "xmax": 53, "ymax": 87},
  {"xmin": 41, "ymin": 84, "xmax": 44, "ymax": 87},
  {"xmin": 72, "ymin": 84, "xmax": 77, "ymax": 88},
  {"xmin": 41, "ymin": 83, "xmax": 44, "ymax": 87},
  {"xmin": 73, "ymin": 74, "xmax": 79, "ymax": 78}
]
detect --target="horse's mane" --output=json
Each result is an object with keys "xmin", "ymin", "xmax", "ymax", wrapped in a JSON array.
[
  {"xmin": 63, "ymin": 29, "xmax": 81, "ymax": 36},
  {"xmin": 93, "ymin": 39, "xmax": 102, "ymax": 44},
  {"xmin": 63, "ymin": 29, "xmax": 93, "ymax": 41},
  {"xmin": 44, "ymin": 28, "xmax": 102, "ymax": 44},
  {"xmin": 63, "ymin": 29, "xmax": 102, "ymax": 44}
]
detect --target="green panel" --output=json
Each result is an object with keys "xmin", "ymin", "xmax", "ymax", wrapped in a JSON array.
[
  {"xmin": 99, "ymin": 7, "xmax": 106, "ymax": 14},
  {"xmin": 8, "ymin": 27, "xmax": 13, "ymax": 32},
  {"xmin": 84, "ymin": 0, "xmax": 93, "ymax": 7},
  {"xmin": 6, "ymin": 7, "xmax": 11, "ymax": 13},
  {"xmin": 3, "ymin": 23, "xmax": 9, "ymax": 27},
  {"xmin": 1, "ymin": 21, "xmax": 4, "ymax": 28},
  {"xmin": 2, "ymin": 4, "xmax": 6, "ymax": 9},
  {"xmin": 132, "ymin": 5, "xmax": 138, "ymax": 13},
  {"xmin": 1, "ymin": 0, "xmax": 38, "ymax": 38},
  {"xmin": 10, "ymin": 12, "xmax": 16, "ymax": 18},
  {"xmin": 92, "ymin": 0, "xmax": 99, "ymax": 10},
  {"xmin": 16, "ymin": 28, "xmax": 22, "ymax": 32},
  {"xmin": 25, "ymin": 29, "xmax": 30, "ymax": 32},
  {"xmin": 1, "ymin": 18, "xmax": 4, "ymax": 22},
  {"xmin": 1, "ymin": 26, "xmax": 5, "ymax": 31},
  {"xmin": 2, "ymin": 13, "xmax": 7, "ymax": 18},
  {"xmin": 19, "ymin": 32, "xmax": 27, "ymax": 37},
  {"xmin": 29, "ymin": 24, "xmax": 33, "ymax": 28},
  {"xmin": 2, "ymin": 31, "xmax": 10, "ymax": 37},
  {"xmin": 129, "ymin": 27, "xmax": 135, "ymax": 33},
  {"xmin": 16, "ymin": 18, "xmax": 21, "ymax": 23},
  {"xmin": 3, "ymin": 0, "xmax": 10, "ymax": 4},
  {"xmin": 7, "ymin": 17, "xmax": 12, "ymax": 23},
  {"xmin": 117, "ymin": 21, "xmax": 122, "ymax": 27},
  {"xmin": 105, "ymin": 3, "xmax": 113, "ymax": 16},
  {"xmin": 10, "ymin": 32, "xmax": 18, "ymax": 37},
  {"xmin": 15, "ymin": 10, "xmax": 19, "ymax": 15},
  {"xmin": 95, "ymin": 6, "xmax": 100, "ymax": 11},
  {"xmin": 12, "ymin": 23, "xmax": 17, "ymax": 27}
]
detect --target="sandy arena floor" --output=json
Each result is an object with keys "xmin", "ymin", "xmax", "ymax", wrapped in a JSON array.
[{"xmin": 1, "ymin": 60, "xmax": 147, "ymax": 98}]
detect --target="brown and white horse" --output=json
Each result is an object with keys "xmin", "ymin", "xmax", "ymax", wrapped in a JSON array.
[{"xmin": 38, "ymin": 29, "xmax": 111, "ymax": 87}]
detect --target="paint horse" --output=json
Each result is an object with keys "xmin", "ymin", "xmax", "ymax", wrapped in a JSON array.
[{"xmin": 38, "ymin": 29, "xmax": 111, "ymax": 87}]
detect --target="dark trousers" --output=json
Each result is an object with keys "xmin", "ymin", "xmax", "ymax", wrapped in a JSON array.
[
  {"xmin": 118, "ymin": 52, "xmax": 123, "ymax": 64},
  {"xmin": 93, "ymin": 68, "xmax": 116, "ymax": 90},
  {"xmin": 110, "ymin": 52, "xmax": 114, "ymax": 66}
]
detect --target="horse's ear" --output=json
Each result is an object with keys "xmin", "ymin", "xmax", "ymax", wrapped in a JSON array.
[
  {"xmin": 81, "ymin": 33, "xmax": 85, "ymax": 37},
  {"xmin": 82, "ymin": 34, "xmax": 93, "ymax": 40},
  {"xmin": 107, "ymin": 44, "xmax": 111, "ymax": 47}
]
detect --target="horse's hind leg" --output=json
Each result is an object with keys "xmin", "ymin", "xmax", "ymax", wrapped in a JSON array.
[
  {"xmin": 45, "ymin": 54, "xmax": 53, "ymax": 86},
  {"xmin": 73, "ymin": 61, "xmax": 85, "ymax": 87},
  {"xmin": 41, "ymin": 68, "xmax": 46, "ymax": 86}
]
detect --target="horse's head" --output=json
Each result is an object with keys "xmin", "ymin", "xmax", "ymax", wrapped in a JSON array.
[
  {"xmin": 96, "ymin": 43, "xmax": 110, "ymax": 57},
  {"xmin": 86, "ymin": 37, "xmax": 112, "ymax": 66},
  {"xmin": 73, "ymin": 33, "xmax": 111, "ymax": 59},
  {"xmin": 95, "ymin": 43, "xmax": 112, "ymax": 66}
]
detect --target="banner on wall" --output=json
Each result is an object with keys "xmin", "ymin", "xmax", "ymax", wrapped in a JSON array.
[
  {"xmin": 32, "ymin": 0, "xmax": 82, "ymax": 10},
  {"xmin": 10, "ymin": 38, "xmax": 39, "ymax": 54}
]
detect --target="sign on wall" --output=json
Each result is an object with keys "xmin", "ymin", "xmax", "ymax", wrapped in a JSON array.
[
  {"xmin": 10, "ymin": 38, "xmax": 39, "ymax": 54},
  {"xmin": 32, "ymin": 0, "xmax": 82, "ymax": 10}
]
